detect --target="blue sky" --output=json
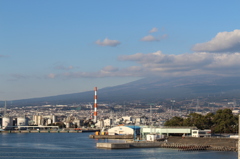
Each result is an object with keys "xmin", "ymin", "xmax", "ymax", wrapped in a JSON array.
[{"xmin": 1, "ymin": 0, "xmax": 240, "ymax": 100}]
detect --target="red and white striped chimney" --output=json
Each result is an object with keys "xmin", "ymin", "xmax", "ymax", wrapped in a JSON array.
[{"xmin": 93, "ymin": 87, "xmax": 98, "ymax": 123}]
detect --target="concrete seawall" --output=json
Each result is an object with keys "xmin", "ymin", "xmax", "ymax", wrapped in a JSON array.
[
  {"xmin": 97, "ymin": 143, "xmax": 130, "ymax": 149},
  {"xmin": 168, "ymin": 136, "xmax": 237, "ymax": 149},
  {"xmin": 96, "ymin": 136, "xmax": 238, "ymax": 151},
  {"xmin": 97, "ymin": 142, "xmax": 162, "ymax": 149}
]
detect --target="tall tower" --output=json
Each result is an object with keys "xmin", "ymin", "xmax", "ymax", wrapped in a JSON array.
[
  {"xmin": 238, "ymin": 115, "xmax": 240, "ymax": 158},
  {"xmin": 196, "ymin": 99, "xmax": 199, "ymax": 112},
  {"xmin": 93, "ymin": 87, "xmax": 98, "ymax": 123}
]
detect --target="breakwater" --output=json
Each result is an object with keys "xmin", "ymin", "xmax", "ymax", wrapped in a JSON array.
[
  {"xmin": 97, "ymin": 141, "xmax": 237, "ymax": 151},
  {"xmin": 160, "ymin": 143, "xmax": 236, "ymax": 151},
  {"xmin": 168, "ymin": 136, "xmax": 237, "ymax": 151},
  {"xmin": 96, "ymin": 136, "xmax": 238, "ymax": 151}
]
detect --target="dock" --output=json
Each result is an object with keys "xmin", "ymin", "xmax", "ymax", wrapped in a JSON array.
[
  {"xmin": 97, "ymin": 141, "xmax": 237, "ymax": 151},
  {"xmin": 89, "ymin": 134, "xmax": 133, "ymax": 139},
  {"xmin": 0, "ymin": 128, "xmax": 100, "ymax": 133},
  {"xmin": 97, "ymin": 142, "xmax": 162, "ymax": 149},
  {"xmin": 96, "ymin": 136, "xmax": 238, "ymax": 151}
]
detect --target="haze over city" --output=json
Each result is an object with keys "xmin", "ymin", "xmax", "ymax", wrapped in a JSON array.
[{"xmin": 1, "ymin": 0, "xmax": 240, "ymax": 100}]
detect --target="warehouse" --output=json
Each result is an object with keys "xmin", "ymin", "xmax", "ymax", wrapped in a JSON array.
[
  {"xmin": 141, "ymin": 126, "xmax": 196, "ymax": 138},
  {"xmin": 108, "ymin": 125, "xmax": 141, "ymax": 135}
]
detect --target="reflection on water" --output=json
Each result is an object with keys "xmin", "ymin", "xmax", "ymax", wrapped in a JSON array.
[
  {"xmin": 0, "ymin": 132, "xmax": 237, "ymax": 159},
  {"xmin": 14, "ymin": 143, "xmax": 66, "ymax": 150}
]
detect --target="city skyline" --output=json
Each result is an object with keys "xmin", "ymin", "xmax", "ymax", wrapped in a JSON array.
[{"xmin": 1, "ymin": 0, "xmax": 240, "ymax": 100}]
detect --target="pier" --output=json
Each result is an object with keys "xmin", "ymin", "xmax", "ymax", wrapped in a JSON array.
[
  {"xmin": 96, "ymin": 136, "xmax": 238, "ymax": 152},
  {"xmin": 97, "ymin": 142, "xmax": 162, "ymax": 149},
  {"xmin": 89, "ymin": 134, "xmax": 133, "ymax": 139},
  {"xmin": 97, "ymin": 141, "xmax": 237, "ymax": 151}
]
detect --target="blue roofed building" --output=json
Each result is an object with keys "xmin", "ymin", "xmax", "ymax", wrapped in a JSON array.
[{"xmin": 107, "ymin": 125, "xmax": 141, "ymax": 136}]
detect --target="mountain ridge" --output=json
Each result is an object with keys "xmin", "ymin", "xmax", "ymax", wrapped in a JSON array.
[{"xmin": 6, "ymin": 75, "xmax": 240, "ymax": 106}]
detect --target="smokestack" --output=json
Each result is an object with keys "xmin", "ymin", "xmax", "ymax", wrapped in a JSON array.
[{"xmin": 94, "ymin": 87, "xmax": 98, "ymax": 123}]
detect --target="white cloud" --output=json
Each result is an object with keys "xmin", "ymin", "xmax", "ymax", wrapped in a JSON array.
[
  {"xmin": 49, "ymin": 50, "xmax": 240, "ymax": 79},
  {"xmin": 161, "ymin": 34, "xmax": 168, "ymax": 39},
  {"xmin": 48, "ymin": 73, "xmax": 56, "ymax": 79},
  {"xmin": 119, "ymin": 51, "xmax": 240, "ymax": 77},
  {"xmin": 101, "ymin": 66, "xmax": 119, "ymax": 73},
  {"xmin": 95, "ymin": 38, "xmax": 121, "ymax": 47},
  {"xmin": 46, "ymin": 30, "xmax": 240, "ymax": 79},
  {"xmin": 192, "ymin": 29, "xmax": 240, "ymax": 53},
  {"xmin": 140, "ymin": 34, "xmax": 167, "ymax": 42},
  {"xmin": 140, "ymin": 35, "xmax": 159, "ymax": 42},
  {"xmin": 149, "ymin": 27, "xmax": 158, "ymax": 33}
]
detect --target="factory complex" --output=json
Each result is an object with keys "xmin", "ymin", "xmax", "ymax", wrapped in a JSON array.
[{"xmin": 0, "ymin": 87, "xmax": 238, "ymax": 140}]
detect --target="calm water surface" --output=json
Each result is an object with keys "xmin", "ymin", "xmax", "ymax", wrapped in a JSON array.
[{"xmin": 0, "ymin": 132, "xmax": 237, "ymax": 159}]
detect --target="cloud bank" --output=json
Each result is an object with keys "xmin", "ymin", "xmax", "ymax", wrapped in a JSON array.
[
  {"xmin": 48, "ymin": 51, "xmax": 240, "ymax": 79},
  {"xmin": 48, "ymin": 29, "xmax": 240, "ymax": 79},
  {"xmin": 95, "ymin": 38, "xmax": 121, "ymax": 47},
  {"xmin": 192, "ymin": 29, "xmax": 240, "ymax": 53},
  {"xmin": 119, "ymin": 51, "xmax": 240, "ymax": 76}
]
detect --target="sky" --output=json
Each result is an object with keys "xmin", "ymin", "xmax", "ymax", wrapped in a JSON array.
[{"xmin": 1, "ymin": 0, "xmax": 240, "ymax": 100}]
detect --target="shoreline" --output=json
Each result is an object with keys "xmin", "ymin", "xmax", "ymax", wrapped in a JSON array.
[{"xmin": 96, "ymin": 136, "xmax": 238, "ymax": 152}]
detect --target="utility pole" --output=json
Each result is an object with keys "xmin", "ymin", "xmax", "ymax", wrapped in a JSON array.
[
  {"xmin": 150, "ymin": 105, "xmax": 152, "ymax": 134},
  {"xmin": 238, "ymin": 114, "xmax": 240, "ymax": 159}
]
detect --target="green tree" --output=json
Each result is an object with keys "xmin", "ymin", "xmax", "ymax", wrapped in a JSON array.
[
  {"xmin": 183, "ymin": 113, "xmax": 206, "ymax": 129},
  {"xmin": 203, "ymin": 112, "xmax": 214, "ymax": 129},
  {"xmin": 165, "ymin": 108, "xmax": 238, "ymax": 134},
  {"xmin": 212, "ymin": 109, "xmax": 237, "ymax": 133},
  {"xmin": 182, "ymin": 117, "xmax": 192, "ymax": 126},
  {"xmin": 164, "ymin": 116, "xmax": 183, "ymax": 126}
]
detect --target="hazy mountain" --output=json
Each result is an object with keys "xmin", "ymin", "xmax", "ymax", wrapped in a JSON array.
[{"xmin": 8, "ymin": 75, "xmax": 240, "ymax": 106}]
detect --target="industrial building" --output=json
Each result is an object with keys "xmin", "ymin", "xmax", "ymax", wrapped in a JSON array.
[
  {"xmin": 2, "ymin": 117, "xmax": 13, "ymax": 130},
  {"xmin": 141, "ymin": 126, "xmax": 197, "ymax": 138},
  {"xmin": 0, "ymin": 116, "xmax": 29, "ymax": 130},
  {"xmin": 108, "ymin": 125, "xmax": 141, "ymax": 135},
  {"xmin": 32, "ymin": 115, "xmax": 56, "ymax": 126},
  {"xmin": 192, "ymin": 129, "xmax": 211, "ymax": 137},
  {"xmin": 95, "ymin": 119, "xmax": 113, "ymax": 128}
]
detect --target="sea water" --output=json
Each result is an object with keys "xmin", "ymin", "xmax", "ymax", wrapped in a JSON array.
[{"xmin": 0, "ymin": 132, "xmax": 237, "ymax": 159}]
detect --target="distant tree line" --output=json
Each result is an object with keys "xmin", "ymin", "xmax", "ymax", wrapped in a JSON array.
[{"xmin": 164, "ymin": 108, "xmax": 238, "ymax": 133}]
